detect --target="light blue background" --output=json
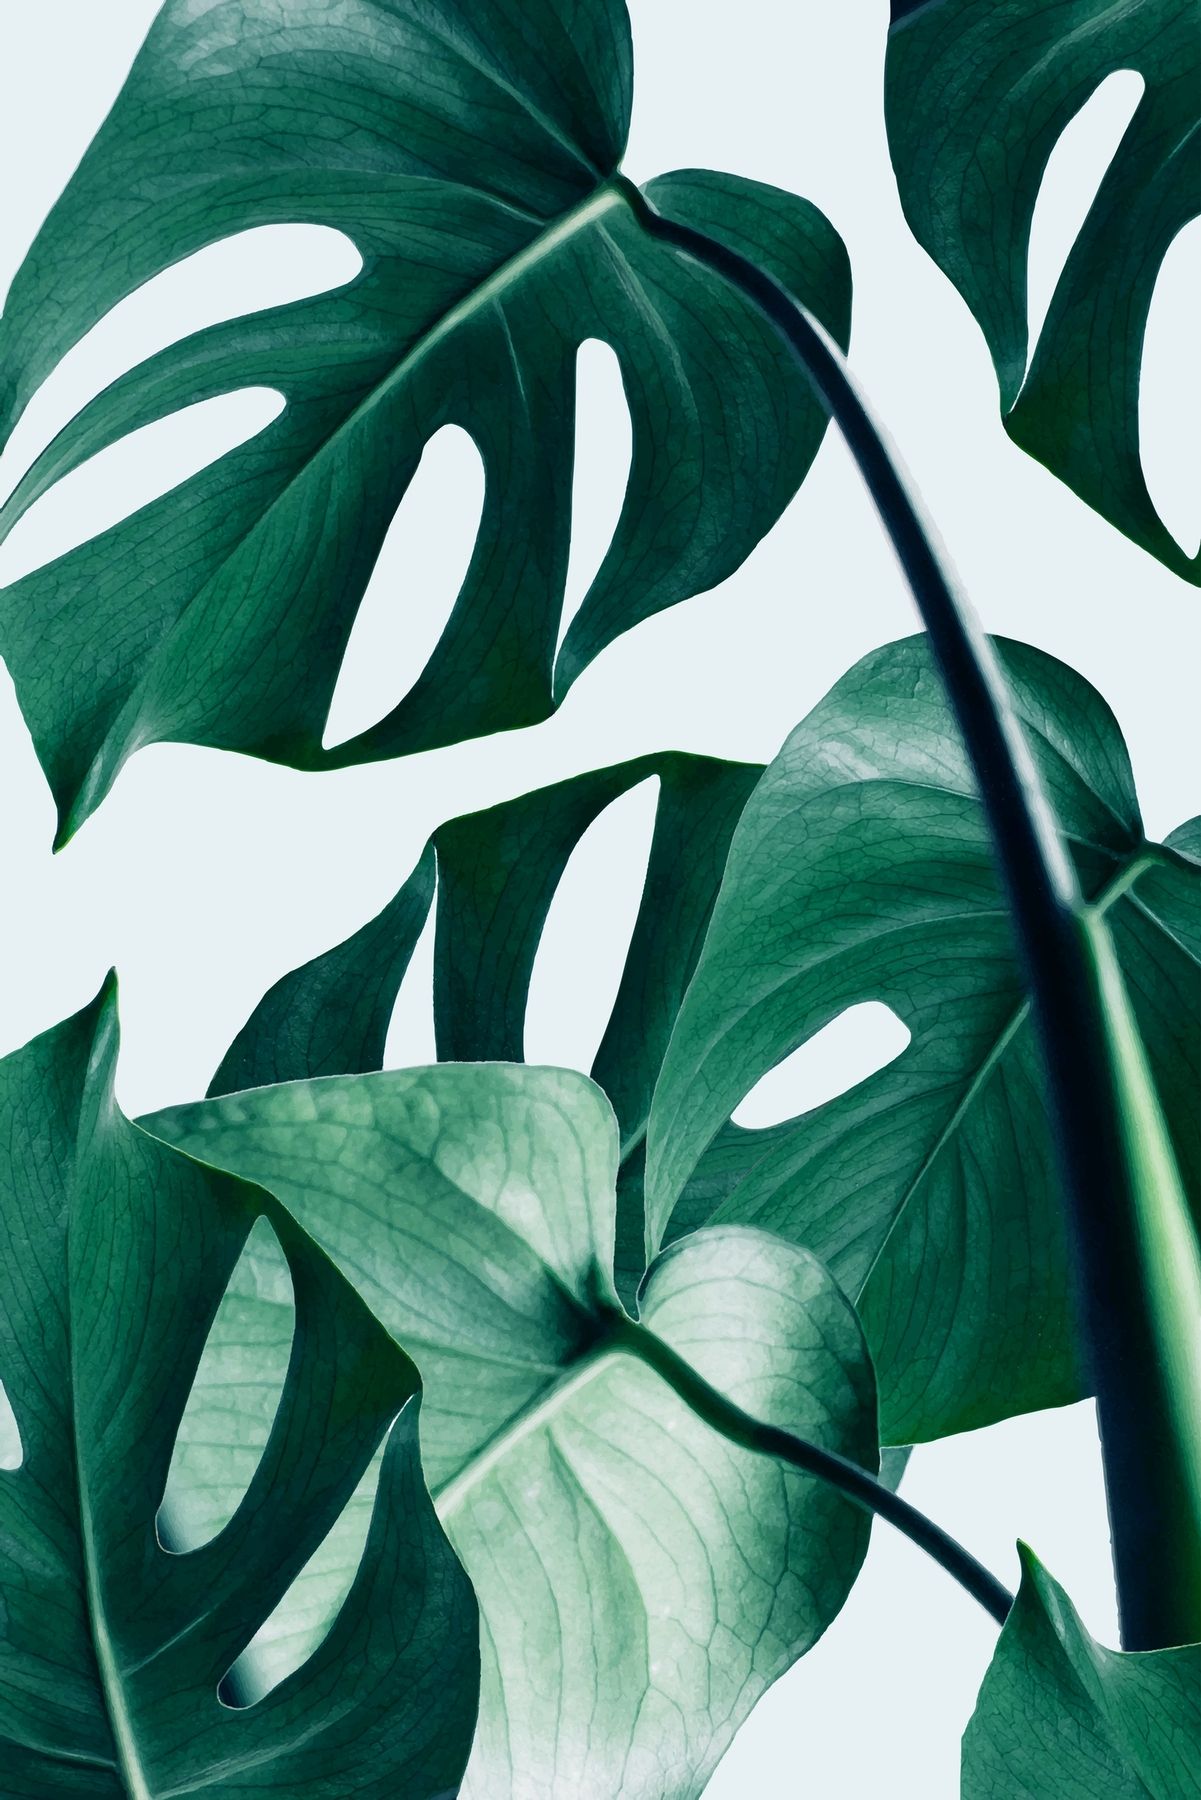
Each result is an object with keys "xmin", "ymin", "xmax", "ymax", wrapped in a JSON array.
[{"xmin": 1, "ymin": 4, "xmax": 1196, "ymax": 1793}]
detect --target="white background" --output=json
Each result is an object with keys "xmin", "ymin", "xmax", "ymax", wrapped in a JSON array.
[{"xmin": 1, "ymin": 3, "xmax": 1197, "ymax": 1794}]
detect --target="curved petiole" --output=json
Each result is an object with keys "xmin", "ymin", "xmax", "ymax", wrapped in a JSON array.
[{"xmin": 626, "ymin": 179, "xmax": 1201, "ymax": 1652}]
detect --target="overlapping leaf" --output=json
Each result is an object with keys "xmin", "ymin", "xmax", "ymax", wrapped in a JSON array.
[
  {"xmin": 646, "ymin": 636, "xmax": 1201, "ymax": 1444},
  {"xmin": 0, "ymin": 0, "xmax": 848, "ymax": 843},
  {"xmin": 148, "ymin": 1064, "xmax": 879, "ymax": 1800},
  {"xmin": 963, "ymin": 1548, "xmax": 1200, "ymax": 1797},
  {"xmin": 886, "ymin": 0, "xmax": 1200, "ymax": 579},
  {"xmin": 212, "ymin": 749, "xmax": 760, "ymax": 1297},
  {"xmin": 0, "ymin": 987, "xmax": 478, "ymax": 1796},
  {"xmin": 157, "ymin": 1215, "xmax": 398, "ymax": 1709}
]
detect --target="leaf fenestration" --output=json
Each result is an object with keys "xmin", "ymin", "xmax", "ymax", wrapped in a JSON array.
[
  {"xmin": 646, "ymin": 636, "xmax": 1201, "ymax": 1444},
  {"xmin": 159, "ymin": 1213, "xmax": 295, "ymax": 1553},
  {"xmin": 0, "ymin": 0, "xmax": 850, "ymax": 842},
  {"xmin": 213, "ymin": 749, "xmax": 762, "ymax": 1302},
  {"xmin": 0, "ymin": 987, "xmax": 478, "ymax": 1797},
  {"xmin": 149, "ymin": 1065, "xmax": 880, "ymax": 1800},
  {"xmin": 885, "ymin": 0, "xmax": 1200, "ymax": 580}
]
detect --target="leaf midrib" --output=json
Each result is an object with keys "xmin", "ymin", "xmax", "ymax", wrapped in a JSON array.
[
  {"xmin": 431, "ymin": 1338, "xmax": 623, "ymax": 1521},
  {"xmin": 65, "ymin": 1076, "xmax": 156, "ymax": 1799},
  {"xmin": 73, "ymin": 1370, "xmax": 153, "ymax": 1800},
  {"xmin": 857, "ymin": 844, "xmax": 1173, "ymax": 1305},
  {"xmin": 402, "ymin": 5, "xmax": 604, "ymax": 185},
  {"xmin": 70, "ymin": 176, "xmax": 637, "ymax": 822}
]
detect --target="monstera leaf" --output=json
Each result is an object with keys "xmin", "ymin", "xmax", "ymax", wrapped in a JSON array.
[
  {"xmin": 885, "ymin": 0, "xmax": 1199, "ymax": 581},
  {"xmin": 0, "ymin": 0, "xmax": 848, "ymax": 844},
  {"xmin": 963, "ymin": 1548, "xmax": 1201, "ymax": 1797},
  {"xmin": 212, "ymin": 750, "xmax": 761, "ymax": 1298},
  {"xmin": 0, "ymin": 987, "xmax": 478, "ymax": 1797},
  {"xmin": 148, "ymin": 1064, "xmax": 879, "ymax": 1800},
  {"xmin": 646, "ymin": 636, "xmax": 1200, "ymax": 1445}
]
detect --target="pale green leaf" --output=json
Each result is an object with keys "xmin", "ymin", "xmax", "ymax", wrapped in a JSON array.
[{"xmin": 148, "ymin": 1063, "xmax": 880, "ymax": 1800}]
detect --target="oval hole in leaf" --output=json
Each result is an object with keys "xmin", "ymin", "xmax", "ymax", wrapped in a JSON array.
[
  {"xmin": 0, "ymin": 1377, "xmax": 22, "ymax": 1471},
  {"xmin": 1024, "ymin": 69, "xmax": 1145, "ymax": 382},
  {"xmin": 732, "ymin": 1002, "xmax": 911, "ymax": 1130},
  {"xmin": 0, "ymin": 387, "xmax": 285, "ymax": 586},
  {"xmin": 0, "ymin": 224, "xmax": 362, "ymax": 499},
  {"xmin": 384, "ymin": 887, "xmax": 439, "ymax": 1069},
  {"xmin": 525, "ymin": 776, "xmax": 659, "ymax": 1074},
  {"xmin": 1139, "ymin": 215, "xmax": 1201, "ymax": 558},
  {"xmin": 219, "ymin": 1431, "xmax": 388, "ymax": 1707},
  {"xmin": 158, "ymin": 1215, "xmax": 295, "ymax": 1553},
  {"xmin": 322, "ymin": 424, "xmax": 485, "ymax": 749},
  {"xmin": 556, "ymin": 337, "xmax": 632, "ymax": 661}
]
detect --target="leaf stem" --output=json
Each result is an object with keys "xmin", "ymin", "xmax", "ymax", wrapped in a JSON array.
[
  {"xmin": 627, "ymin": 180, "xmax": 1201, "ymax": 1651},
  {"xmin": 610, "ymin": 1312, "xmax": 1013, "ymax": 1626}
]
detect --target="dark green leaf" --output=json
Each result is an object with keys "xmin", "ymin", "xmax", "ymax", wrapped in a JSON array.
[
  {"xmin": 431, "ymin": 752, "xmax": 761, "ymax": 1145},
  {"xmin": 210, "ymin": 844, "xmax": 438, "ymax": 1095},
  {"xmin": 885, "ymin": 0, "xmax": 1199, "ymax": 580},
  {"xmin": 0, "ymin": 986, "xmax": 478, "ymax": 1796},
  {"xmin": 963, "ymin": 1547, "xmax": 1201, "ymax": 1797},
  {"xmin": 0, "ymin": 0, "xmax": 848, "ymax": 843},
  {"xmin": 148, "ymin": 1064, "xmax": 879, "ymax": 1800},
  {"xmin": 646, "ymin": 636, "xmax": 1200, "ymax": 1444}
]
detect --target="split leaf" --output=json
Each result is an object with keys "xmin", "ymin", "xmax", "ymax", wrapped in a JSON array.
[
  {"xmin": 149, "ymin": 1064, "xmax": 879, "ymax": 1800},
  {"xmin": 0, "ymin": 0, "xmax": 848, "ymax": 842},
  {"xmin": 885, "ymin": 0, "xmax": 1199, "ymax": 579},
  {"xmin": 212, "ymin": 750, "xmax": 761, "ymax": 1301},
  {"xmin": 0, "ymin": 987, "xmax": 478, "ymax": 1796},
  {"xmin": 646, "ymin": 636, "xmax": 1200, "ymax": 1444}
]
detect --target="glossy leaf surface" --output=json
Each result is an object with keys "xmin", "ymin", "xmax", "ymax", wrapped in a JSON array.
[
  {"xmin": 150, "ymin": 1065, "xmax": 879, "ymax": 1800},
  {"xmin": 0, "ymin": 988, "xmax": 478, "ymax": 1797},
  {"xmin": 886, "ymin": 0, "xmax": 1200, "ymax": 579},
  {"xmin": 963, "ymin": 1548, "xmax": 1201, "ymax": 1797},
  {"xmin": 647, "ymin": 636, "xmax": 1201, "ymax": 1444},
  {"xmin": 0, "ymin": 0, "xmax": 848, "ymax": 842}
]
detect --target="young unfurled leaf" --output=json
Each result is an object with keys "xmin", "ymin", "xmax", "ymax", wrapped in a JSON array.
[
  {"xmin": 212, "ymin": 750, "xmax": 760, "ymax": 1301},
  {"xmin": 0, "ymin": 987, "xmax": 478, "ymax": 1797},
  {"xmin": 963, "ymin": 1548, "xmax": 1200, "ymax": 1797},
  {"xmin": 646, "ymin": 636, "xmax": 1200, "ymax": 1444},
  {"xmin": 148, "ymin": 1065, "xmax": 880, "ymax": 1800},
  {"xmin": 0, "ymin": 0, "xmax": 849, "ymax": 844},
  {"xmin": 885, "ymin": 0, "xmax": 1199, "ymax": 580}
]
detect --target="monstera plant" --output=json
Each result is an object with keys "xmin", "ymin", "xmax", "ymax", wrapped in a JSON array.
[
  {"xmin": 885, "ymin": 0, "xmax": 1200, "ymax": 583},
  {"xmin": 0, "ymin": 1, "xmax": 1197, "ymax": 1796}
]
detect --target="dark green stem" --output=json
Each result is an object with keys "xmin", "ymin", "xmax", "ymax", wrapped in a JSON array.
[
  {"xmin": 628, "ymin": 181, "xmax": 1201, "ymax": 1651},
  {"xmin": 611, "ymin": 1313, "xmax": 1013, "ymax": 1627}
]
